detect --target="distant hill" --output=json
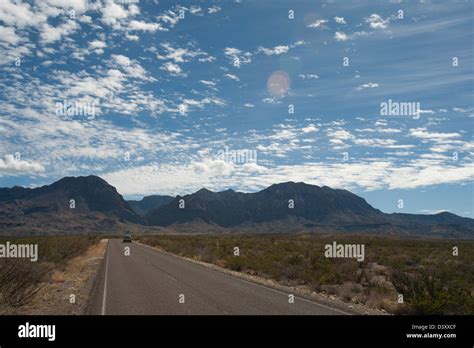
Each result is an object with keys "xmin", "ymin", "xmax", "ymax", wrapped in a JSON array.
[
  {"xmin": 0, "ymin": 176, "xmax": 142, "ymax": 235},
  {"xmin": 128, "ymin": 195, "xmax": 174, "ymax": 216},
  {"xmin": 145, "ymin": 183, "xmax": 386, "ymax": 227},
  {"xmin": 145, "ymin": 182, "xmax": 474, "ymax": 238},
  {"xmin": 0, "ymin": 177, "xmax": 472, "ymax": 239}
]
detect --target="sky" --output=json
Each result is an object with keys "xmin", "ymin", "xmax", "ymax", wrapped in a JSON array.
[{"xmin": 0, "ymin": 0, "xmax": 473, "ymax": 217}]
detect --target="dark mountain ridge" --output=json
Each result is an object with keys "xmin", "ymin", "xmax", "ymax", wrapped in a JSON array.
[
  {"xmin": 0, "ymin": 176, "xmax": 141, "ymax": 224},
  {"xmin": 146, "ymin": 182, "xmax": 387, "ymax": 227},
  {"xmin": 144, "ymin": 182, "xmax": 474, "ymax": 238},
  {"xmin": 128, "ymin": 195, "xmax": 174, "ymax": 216},
  {"xmin": 0, "ymin": 176, "xmax": 472, "ymax": 238}
]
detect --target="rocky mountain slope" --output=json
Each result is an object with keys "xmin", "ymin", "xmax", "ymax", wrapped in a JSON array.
[{"xmin": 1, "ymin": 176, "xmax": 472, "ymax": 238}]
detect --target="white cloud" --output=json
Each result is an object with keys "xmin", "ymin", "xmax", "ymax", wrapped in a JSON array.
[
  {"xmin": 453, "ymin": 107, "xmax": 470, "ymax": 113},
  {"xmin": 157, "ymin": 42, "xmax": 210, "ymax": 63},
  {"xmin": 325, "ymin": 128, "xmax": 354, "ymax": 149},
  {"xmin": 356, "ymin": 82, "xmax": 379, "ymax": 90},
  {"xmin": 0, "ymin": 25, "xmax": 22, "ymax": 44},
  {"xmin": 198, "ymin": 55, "xmax": 216, "ymax": 62},
  {"xmin": 89, "ymin": 40, "xmax": 106, "ymax": 54},
  {"xmin": 128, "ymin": 20, "xmax": 164, "ymax": 32},
  {"xmin": 45, "ymin": 0, "xmax": 89, "ymax": 13},
  {"xmin": 192, "ymin": 159, "xmax": 234, "ymax": 176},
  {"xmin": 301, "ymin": 124, "xmax": 319, "ymax": 133},
  {"xmin": 0, "ymin": 0, "xmax": 47, "ymax": 28},
  {"xmin": 257, "ymin": 45, "xmax": 289, "ymax": 55},
  {"xmin": 200, "ymin": 80, "xmax": 216, "ymax": 86},
  {"xmin": 125, "ymin": 33, "xmax": 139, "ymax": 41},
  {"xmin": 1, "ymin": 0, "xmax": 471, "ymax": 202},
  {"xmin": 100, "ymin": 0, "xmax": 129, "ymax": 27},
  {"xmin": 189, "ymin": 6, "xmax": 202, "ymax": 15},
  {"xmin": 176, "ymin": 97, "xmax": 226, "ymax": 115},
  {"xmin": 356, "ymin": 128, "xmax": 402, "ymax": 134},
  {"xmin": 29, "ymin": 64, "xmax": 165, "ymax": 116},
  {"xmin": 112, "ymin": 54, "xmax": 131, "ymax": 67},
  {"xmin": 89, "ymin": 40, "xmax": 106, "ymax": 50},
  {"xmin": 160, "ymin": 61, "xmax": 185, "ymax": 77},
  {"xmin": 0, "ymin": 155, "xmax": 45, "ymax": 174},
  {"xmin": 208, "ymin": 6, "xmax": 221, "ymax": 14},
  {"xmin": 240, "ymin": 162, "xmax": 268, "ymax": 173},
  {"xmin": 224, "ymin": 73, "xmax": 239, "ymax": 81},
  {"xmin": 224, "ymin": 47, "xmax": 252, "ymax": 67},
  {"xmin": 335, "ymin": 31, "xmax": 349, "ymax": 41},
  {"xmin": 327, "ymin": 129, "xmax": 354, "ymax": 141},
  {"xmin": 334, "ymin": 16, "xmax": 346, "ymax": 24},
  {"xmin": 101, "ymin": 158, "xmax": 474, "ymax": 196},
  {"xmin": 100, "ymin": 163, "xmax": 219, "ymax": 196},
  {"xmin": 353, "ymin": 138, "xmax": 398, "ymax": 147},
  {"xmin": 307, "ymin": 19, "xmax": 328, "ymax": 28},
  {"xmin": 291, "ymin": 40, "xmax": 306, "ymax": 48},
  {"xmin": 157, "ymin": 10, "xmax": 181, "ymax": 28},
  {"xmin": 111, "ymin": 54, "xmax": 152, "ymax": 81},
  {"xmin": 78, "ymin": 15, "xmax": 92, "ymax": 23},
  {"xmin": 40, "ymin": 20, "xmax": 78, "ymax": 44},
  {"xmin": 0, "ymin": 93, "xmax": 187, "ymax": 170},
  {"xmin": 334, "ymin": 30, "xmax": 368, "ymax": 41},
  {"xmin": 409, "ymin": 128, "xmax": 461, "ymax": 141},
  {"xmin": 262, "ymin": 97, "xmax": 282, "ymax": 105},
  {"xmin": 327, "ymin": 126, "xmax": 413, "ymax": 150},
  {"xmin": 299, "ymin": 74, "xmax": 319, "ymax": 79},
  {"xmin": 128, "ymin": 4, "xmax": 140, "ymax": 16},
  {"xmin": 365, "ymin": 14, "xmax": 390, "ymax": 29}
]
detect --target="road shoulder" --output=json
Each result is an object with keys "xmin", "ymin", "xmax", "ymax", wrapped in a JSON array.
[{"xmin": 14, "ymin": 239, "xmax": 108, "ymax": 315}]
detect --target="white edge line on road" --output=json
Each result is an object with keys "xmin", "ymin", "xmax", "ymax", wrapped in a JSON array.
[
  {"xmin": 101, "ymin": 240, "xmax": 110, "ymax": 315},
  {"xmin": 135, "ymin": 241, "xmax": 352, "ymax": 315}
]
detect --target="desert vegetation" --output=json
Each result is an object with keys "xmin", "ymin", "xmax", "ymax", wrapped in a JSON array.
[
  {"xmin": 0, "ymin": 235, "xmax": 99, "ymax": 313},
  {"xmin": 137, "ymin": 234, "xmax": 474, "ymax": 315}
]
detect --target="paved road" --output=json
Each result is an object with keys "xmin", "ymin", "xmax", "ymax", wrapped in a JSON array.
[{"xmin": 88, "ymin": 239, "xmax": 352, "ymax": 315}]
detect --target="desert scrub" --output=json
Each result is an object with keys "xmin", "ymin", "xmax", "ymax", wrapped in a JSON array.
[
  {"xmin": 136, "ymin": 234, "xmax": 474, "ymax": 314},
  {"xmin": 0, "ymin": 235, "xmax": 99, "ymax": 312},
  {"xmin": 392, "ymin": 266, "xmax": 474, "ymax": 315}
]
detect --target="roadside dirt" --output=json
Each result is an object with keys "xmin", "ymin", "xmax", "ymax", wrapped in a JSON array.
[{"xmin": 14, "ymin": 239, "xmax": 107, "ymax": 315}]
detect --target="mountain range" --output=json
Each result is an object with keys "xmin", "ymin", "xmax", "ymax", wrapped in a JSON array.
[
  {"xmin": 128, "ymin": 195, "xmax": 174, "ymax": 216},
  {"xmin": 0, "ymin": 175, "xmax": 472, "ymax": 239}
]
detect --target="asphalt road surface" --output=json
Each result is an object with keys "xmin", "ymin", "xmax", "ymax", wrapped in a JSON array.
[{"xmin": 88, "ymin": 239, "xmax": 352, "ymax": 315}]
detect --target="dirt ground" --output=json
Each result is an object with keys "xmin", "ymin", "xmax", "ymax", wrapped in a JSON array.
[{"xmin": 14, "ymin": 239, "xmax": 107, "ymax": 315}]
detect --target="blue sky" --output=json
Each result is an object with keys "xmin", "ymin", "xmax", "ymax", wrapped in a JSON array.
[{"xmin": 0, "ymin": 0, "xmax": 473, "ymax": 217}]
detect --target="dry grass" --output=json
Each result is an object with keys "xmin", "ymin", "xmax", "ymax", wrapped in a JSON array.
[{"xmin": 0, "ymin": 235, "xmax": 99, "ymax": 313}]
